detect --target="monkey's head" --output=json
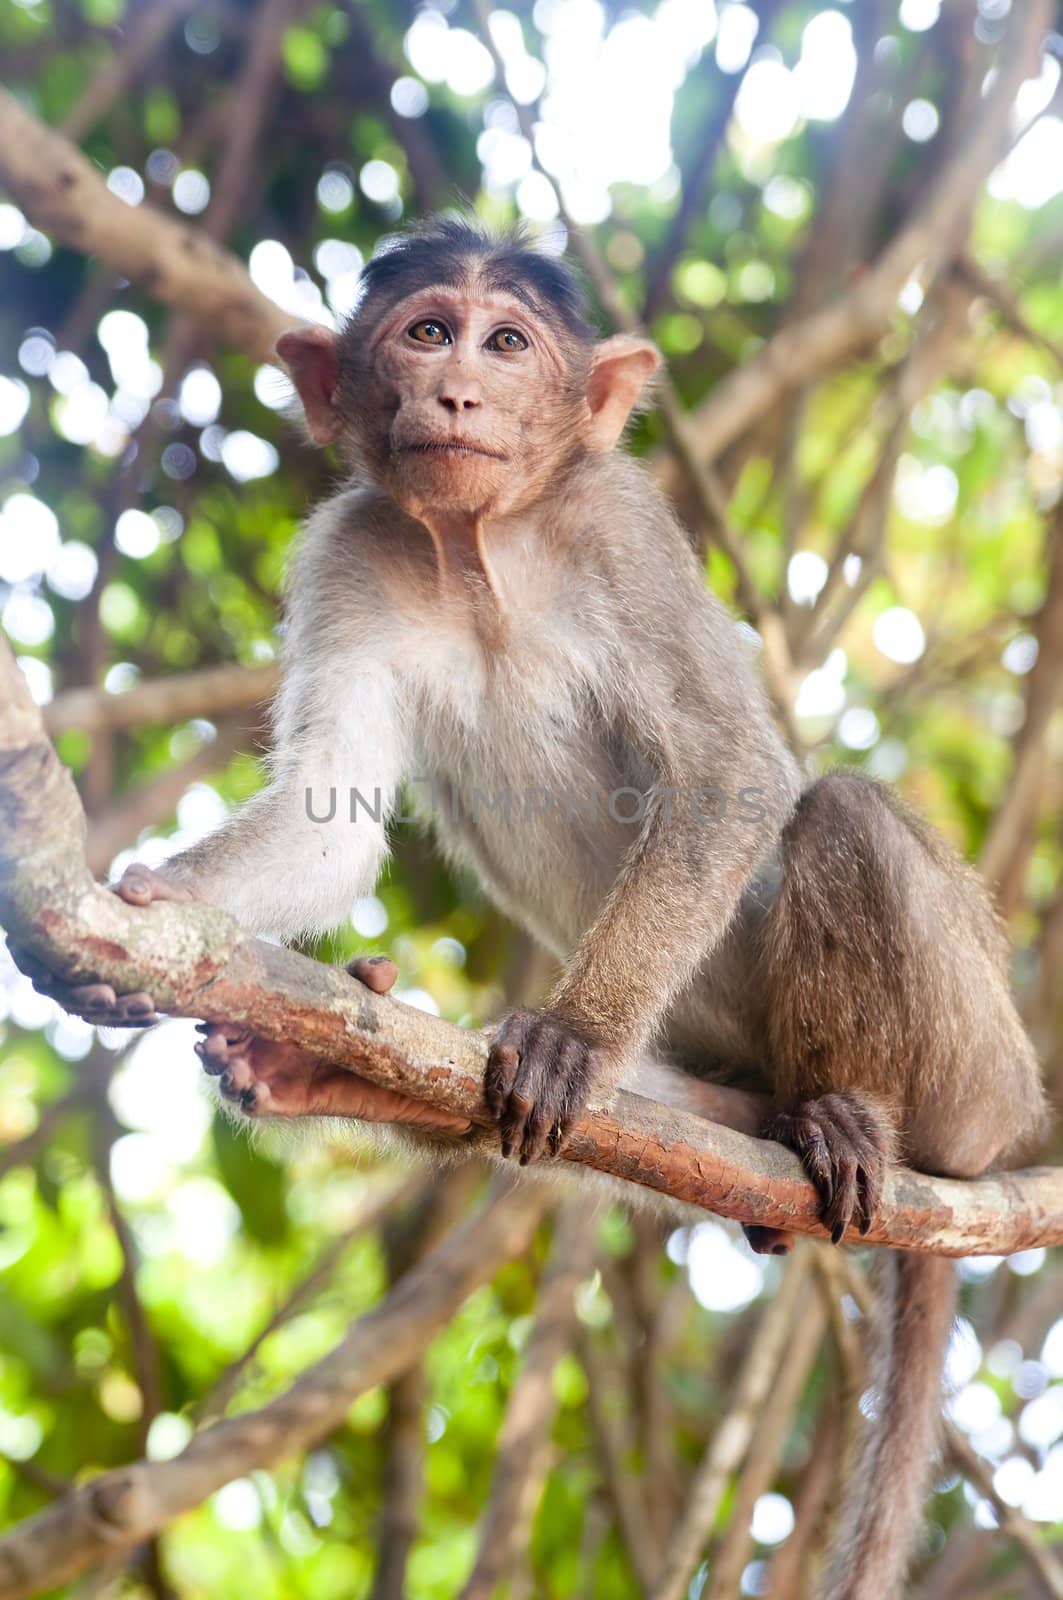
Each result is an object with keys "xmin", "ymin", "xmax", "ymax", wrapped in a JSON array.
[{"xmin": 275, "ymin": 217, "xmax": 660, "ymax": 522}]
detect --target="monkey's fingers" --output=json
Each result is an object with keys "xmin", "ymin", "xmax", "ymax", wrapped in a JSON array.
[
  {"xmin": 486, "ymin": 1009, "xmax": 596, "ymax": 1162},
  {"xmin": 817, "ymin": 1092, "xmax": 889, "ymax": 1236},
  {"xmin": 8, "ymin": 944, "xmax": 161, "ymax": 1026},
  {"xmin": 9, "ymin": 871, "xmax": 186, "ymax": 1027},
  {"xmin": 345, "ymin": 955, "xmax": 398, "ymax": 995},
  {"xmin": 485, "ymin": 1012, "xmax": 530, "ymax": 1125},
  {"xmin": 823, "ymin": 1152, "xmax": 860, "ymax": 1247}
]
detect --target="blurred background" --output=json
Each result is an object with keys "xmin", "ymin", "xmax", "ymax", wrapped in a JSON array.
[{"xmin": 1, "ymin": 0, "xmax": 1062, "ymax": 1595}]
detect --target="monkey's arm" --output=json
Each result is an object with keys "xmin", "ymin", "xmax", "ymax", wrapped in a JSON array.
[
  {"xmin": 156, "ymin": 649, "xmax": 407, "ymax": 939},
  {"xmin": 554, "ymin": 713, "xmax": 789, "ymax": 1049},
  {"xmin": 489, "ymin": 633, "xmax": 798, "ymax": 1163}
]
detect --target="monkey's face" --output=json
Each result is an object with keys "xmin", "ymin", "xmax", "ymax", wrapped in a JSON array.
[
  {"xmin": 352, "ymin": 285, "xmax": 585, "ymax": 520},
  {"xmin": 277, "ymin": 277, "xmax": 660, "ymax": 526}
]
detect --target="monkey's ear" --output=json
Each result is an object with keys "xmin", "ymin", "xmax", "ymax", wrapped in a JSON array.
[
  {"xmin": 584, "ymin": 336, "xmax": 661, "ymax": 451},
  {"xmin": 275, "ymin": 326, "xmax": 342, "ymax": 445}
]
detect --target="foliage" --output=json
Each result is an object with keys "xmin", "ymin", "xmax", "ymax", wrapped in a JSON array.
[{"xmin": 0, "ymin": 1, "xmax": 1062, "ymax": 1596}]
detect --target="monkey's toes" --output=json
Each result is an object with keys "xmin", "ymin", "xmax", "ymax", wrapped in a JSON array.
[
  {"xmin": 486, "ymin": 1007, "xmax": 595, "ymax": 1165},
  {"xmin": 743, "ymin": 1225, "xmax": 795, "ymax": 1257},
  {"xmin": 195, "ymin": 1023, "xmax": 254, "ymax": 1076},
  {"xmin": 346, "ymin": 955, "xmax": 398, "ymax": 995},
  {"xmin": 768, "ymin": 1092, "xmax": 892, "ymax": 1245}
]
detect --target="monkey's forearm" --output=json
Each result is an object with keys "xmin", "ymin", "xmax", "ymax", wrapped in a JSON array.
[
  {"xmin": 549, "ymin": 799, "xmax": 777, "ymax": 1059},
  {"xmin": 155, "ymin": 780, "xmax": 390, "ymax": 940}
]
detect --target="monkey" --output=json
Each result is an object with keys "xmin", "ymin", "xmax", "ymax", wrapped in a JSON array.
[{"xmin": 23, "ymin": 217, "xmax": 1046, "ymax": 1600}]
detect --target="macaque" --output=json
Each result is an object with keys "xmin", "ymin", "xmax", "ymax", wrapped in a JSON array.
[{"xmin": 28, "ymin": 218, "xmax": 1046, "ymax": 1600}]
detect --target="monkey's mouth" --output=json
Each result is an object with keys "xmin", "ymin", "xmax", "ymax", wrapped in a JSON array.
[{"xmin": 397, "ymin": 440, "xmax": 508, "ymax": 462}]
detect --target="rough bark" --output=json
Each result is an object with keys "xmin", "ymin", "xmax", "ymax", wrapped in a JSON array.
[{"xmin": 0, "ymin": 88, "xmax": 291, "ymax": 365}]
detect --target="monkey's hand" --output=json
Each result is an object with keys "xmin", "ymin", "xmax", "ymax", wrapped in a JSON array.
[
  {"xmin": 9, "ymin": 864, "xmax": 193, "ymax": 1027},
  {"xmin": 766, "ymin": 1092, "xmax": 894, "ymax": 1245},
  {"xmin": 197, "ymin": 956, "xmax": 471, "ymax": 1133},
  {"xmin": 485, "ymin": 1007, "xmax": 609, "ymax": 1165}
]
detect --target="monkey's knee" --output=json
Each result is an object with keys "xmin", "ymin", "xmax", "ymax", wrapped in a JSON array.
[{"xmin": 781, "ymin": 772, "xmax": 902, "ymax": 866}]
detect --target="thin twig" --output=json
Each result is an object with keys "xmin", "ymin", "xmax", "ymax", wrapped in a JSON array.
[
  {"xmin": 648, "ymin": 1249, "xmax": 812, "ymax": 1600},
  {"xmin": 45, "ymin": 663, "xmax": 281, "ymax": 738},
  {"xmin": 702, "ymin": 1284, "xmax": 828, "ymax": 1600},
  {"xmin": 198, "ymin": 1172, "xmax": 422, "ymax": 1424},
  {"xmin": 947, "ymin": 1425, "xmax": 1063, "ymax": 1600},
  {"xmin": 579, "ymin": 1321, "xmax": 663, "ymax": 1592},
  {"xmin": 459, "ymin": 1199, "xmax": 598, "ymax": 1599}
]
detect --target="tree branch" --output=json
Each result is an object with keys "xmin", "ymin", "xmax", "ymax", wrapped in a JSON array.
[
  {"xmin": 44, "ymin": 662, "xmax": 280, "ymax": 737},
  {"xmin": 0, "ymin": 89, "xmax": 291, "ymax": 365},
  {"xmin": 0, "ymin": 639, "xmax": 1060, "ymax": 1255},
  {"xmin": 0, "ymin": 1176, "xmax": 548, "ymax": 1600},
  {"xmin": 648, "ymin": 1251, "xmax": 812, "ymax": 1600}
]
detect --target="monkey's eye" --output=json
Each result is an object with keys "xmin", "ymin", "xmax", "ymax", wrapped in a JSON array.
[
  {"xmin": 485, "ymin": 328, "xmax": 528, "ymax": 352},
  {"xmin": 407, "ymin": 320, "xmax": 452, "ymax": 345}
]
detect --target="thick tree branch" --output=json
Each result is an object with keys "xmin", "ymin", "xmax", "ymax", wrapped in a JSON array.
[
  {"xmin": 0, "ymin": 89, "xmax": 291, "ymax": 365},
  {"xmin": 0, "ymin": 1176, "xmax": 548, "ymax": 1600},
  {"xmin": 0, "ymin": 640, "xmax": 1060, "ymax": 1255}
]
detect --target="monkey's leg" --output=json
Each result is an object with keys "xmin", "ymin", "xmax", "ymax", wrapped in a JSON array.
[{"xmin": 757, "ymin": 773, "xmax": 922, "ymax": 1243}]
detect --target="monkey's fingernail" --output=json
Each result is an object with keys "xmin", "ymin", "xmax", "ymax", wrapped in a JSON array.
[{"xmin": 830, "ymin": 1222, "xmax": 846, "ymax": 1245}]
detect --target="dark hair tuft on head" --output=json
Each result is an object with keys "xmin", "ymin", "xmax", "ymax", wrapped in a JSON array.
[{"xmin": 351, "ymin": 214, "xmax": 594, "ymax": 340}]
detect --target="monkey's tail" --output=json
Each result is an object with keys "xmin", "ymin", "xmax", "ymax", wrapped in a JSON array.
[{"xmin": 821, "ymin": 1251, "xmax": 956, "ymax": 1600}]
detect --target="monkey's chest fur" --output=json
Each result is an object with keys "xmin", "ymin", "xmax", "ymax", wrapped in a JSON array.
[
  {"xmin": 396, "ymin": 593, "xmax": 771, "ymax": 1079},
  {"xmin": 403, "ymin": 608, "xmax": 642, "ymax": 941}
]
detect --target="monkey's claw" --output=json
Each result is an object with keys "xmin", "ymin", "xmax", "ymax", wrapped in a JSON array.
[
  {"xmin": 485, "ymin": 1007, "xmax": 597, "ymax": 1165},
  {"xmin": 767, "ymin": 1092, "xmax": 892, "ymax": 1245}
]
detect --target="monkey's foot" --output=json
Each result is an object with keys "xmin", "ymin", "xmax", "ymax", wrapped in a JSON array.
[
  {"xmin": 9, "ymin": 864, "xmax": 192, "ymax": 1027},
  {"xmin": 767, "ymin": 1092, "xmax": 893, "ymax": 1245},
  {"xmin": 196, "ymin": 953, "xmax": 470, "ymax": 1132},
  {"xmin": 196, "ymin": 1025, "xmax": 471, "ymax": 1131},
  {"xmin": 485, "ymin": 1006, "xmax": 600, "ymax": 1165}
]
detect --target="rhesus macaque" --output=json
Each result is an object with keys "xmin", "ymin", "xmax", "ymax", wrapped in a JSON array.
[{"xmin": 28, "ymin": 219, "xmax": 1046, "ymax": 1600}]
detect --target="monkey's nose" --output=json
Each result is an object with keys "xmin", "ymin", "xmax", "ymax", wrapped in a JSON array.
[{"xmin": 438, "ymin": 392, "xmax": 480, "ymax": 412}]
